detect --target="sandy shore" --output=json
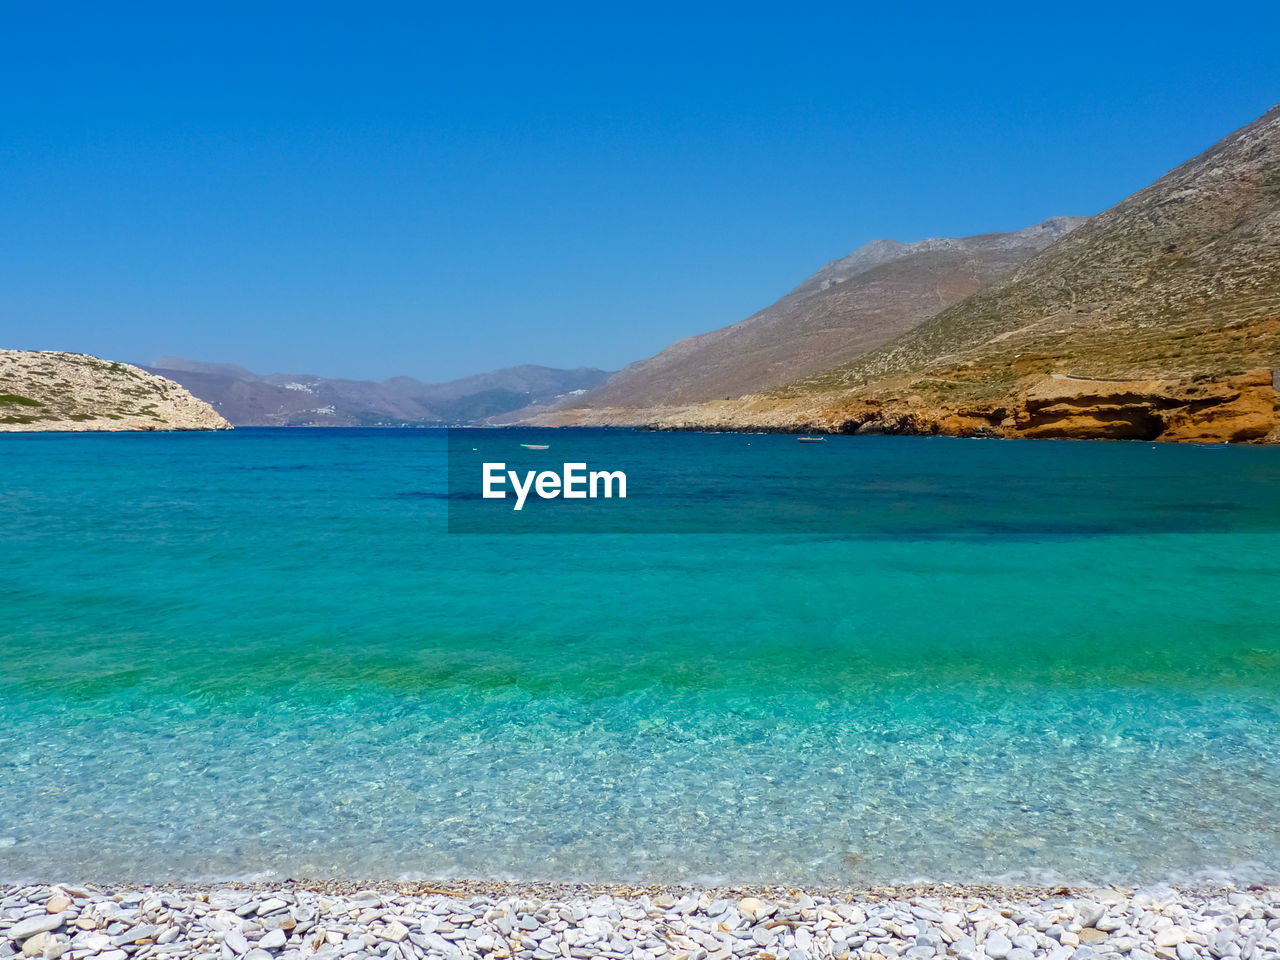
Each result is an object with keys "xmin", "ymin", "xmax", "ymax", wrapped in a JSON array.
[{"xmin": 3, "ymin": 880, "xmax": 1279, "ymax": 960}]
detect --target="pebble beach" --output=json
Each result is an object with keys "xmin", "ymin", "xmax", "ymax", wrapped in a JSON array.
[{"xmin": 3, "ymin": 882, "xmax": 1279, "ymax": 960}]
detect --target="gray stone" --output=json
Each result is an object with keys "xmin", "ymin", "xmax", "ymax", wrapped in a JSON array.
[
  {"xmin": 223, "ymin": 930, "xmax": 250, "ymax": 955},
  {"xmin": 259, "ymin": 929, "xmax": 286, "ymax": 949},
  {"xmin": 7, "ymin": 917, "xmax": 62, "ymax": 942},
  {"xmin": 1080, "ymin": 911, "xmax": 1111, "ymax": 931},
  {"xmin": 987, "ymin": 932, "xmax": 1014, "ymax": 959},
  {"xmin": 112, "ymin": 924, "xmax": 157, "ymax": 945}
]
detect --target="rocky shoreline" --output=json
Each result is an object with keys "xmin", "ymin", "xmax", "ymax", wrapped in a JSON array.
[
  {"xmin": 0, "ymin": 350, "xmax": 230, "ymax": 433},
  {"xmin": 3, "ymin": 882, "xmax": 1278, "ymax": 960},
  {"xmin": 537, "ymin": 370, "xmax": 1280, "ymax": 445}
]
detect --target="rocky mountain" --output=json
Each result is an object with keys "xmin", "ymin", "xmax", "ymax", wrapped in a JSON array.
[
  {"xmin": 778, "ymin": 102, "xmax": 1280, "ymax": 442},
  {"xmin": 0, "ymin": 350, "xmax": 231, "ymax": 432},
  {"xmin": 553, "ymin": 104, "xmax": 1280, "ymax": 443},
  {"xmin": 544, "ymin": 218, "xmax": 1085, "ymax": 417},
  {"xmin": 142, "ymin": 359, "xmax": 613, "ymax": 427}
]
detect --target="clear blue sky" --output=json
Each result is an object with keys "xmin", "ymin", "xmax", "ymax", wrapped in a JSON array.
[{"xmin": 3, "ymin": 1, "xmax": 1278, "ymax": 382}]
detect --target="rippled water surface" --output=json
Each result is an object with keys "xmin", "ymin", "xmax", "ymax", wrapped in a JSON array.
[{"xmin": 3, "ymin": 428, "xmax": 1280, "ymax": 884}]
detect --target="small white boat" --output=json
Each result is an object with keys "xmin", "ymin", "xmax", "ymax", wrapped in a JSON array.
[
  {"xmin": 519, "ymin": 443, "xmax": 550, "ymax": 450},
  {"xmin": 797, "ymin": 436, "xmax": 826, "ymax": 443}
]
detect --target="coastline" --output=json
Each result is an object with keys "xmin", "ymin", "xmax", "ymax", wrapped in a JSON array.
[
  {"xmin": 526, "ymin": 368, "xmax": 1280, "ymax": 445},
  {"xmin": 4, "ymin": 880, "xmax": 1278, "ymax": 960}
]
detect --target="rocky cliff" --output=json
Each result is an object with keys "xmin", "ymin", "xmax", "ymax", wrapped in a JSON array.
[{"xmin": 0, "ymin": 350, "xmax": 232, "ymax": 432}]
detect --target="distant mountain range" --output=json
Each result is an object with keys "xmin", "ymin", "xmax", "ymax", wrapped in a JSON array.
[
  {"xmin": 558, "ymin": 218, "xmax": 1085, "ymax": 411},
  {"xmin": 142, "ymin": 359, "xmax": 614, "ymax": 427},
  {"xmin": 533, "ymin": 104, "xmax": 1280, "ymax": 443}
]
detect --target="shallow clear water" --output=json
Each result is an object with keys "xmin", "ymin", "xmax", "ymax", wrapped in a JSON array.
[{"xmin": 3, "ymin": 428, "xmax": 1280, "ymax": 885}]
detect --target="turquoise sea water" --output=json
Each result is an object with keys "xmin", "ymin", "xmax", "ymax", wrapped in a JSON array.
[{"xmin": 3, "ymin": 428, "xmax": 1280, "ymax": 885}]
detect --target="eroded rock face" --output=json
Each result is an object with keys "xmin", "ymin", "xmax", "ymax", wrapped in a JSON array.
[
  {"xmin": 0, "ymin": 350, "xmax": 232, "ymax": 432},
  {"xmin": 1157, "ymin": 371, "xmax": 1279, "ymax": 443},
  {"xmin": 620, "ymin": 369, "xmax": 1279, "ymax": 444},
  {"xmin": 1010, "ymin": 372, "xmax": 1277, "ymax": 443},
  {"xmin": 1014, "ymin": 376, "xmax": 1182, "ymax": 441}
]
